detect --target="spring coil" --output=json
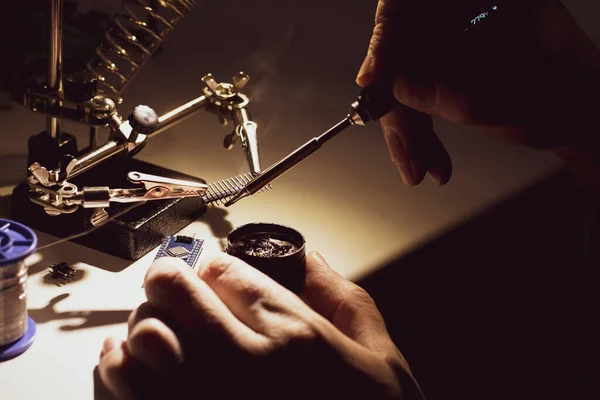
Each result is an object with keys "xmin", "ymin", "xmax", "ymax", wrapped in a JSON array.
[{"xmin": 86, "ymin": 0, "xmax": 196, "ymax": 100}]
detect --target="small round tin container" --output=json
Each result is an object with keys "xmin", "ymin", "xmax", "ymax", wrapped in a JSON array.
[
  {"xmin": 226, "ymin": 223, "xmax": 306, "ymax": 293},
  {"xmin": 0, "ymin": 219, "xmax": 38, "ymax": 362}
]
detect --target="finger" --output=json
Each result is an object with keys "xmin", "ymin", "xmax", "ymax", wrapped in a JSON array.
[
  {"xmin": 198, "ymin": 253, "xmax": 312, "ymax": 339},
  {"xmin": 98, "ymin": 342, "xmax": 158, "ymax": 400},
  {"xmin": 381, "ymin": 106, "xmax": 452, "ymax": 185},
  {"xmin": 355, "ymin": 1, "xmax": 387, "ymax": 86},
  {"xmin": 127, "ymin": 302, "xmax": 171, "ymax": 335},
  {"xmin": 100, "ymin": 337, "xmax": 124, "ymax": 360},
  {"xmin": 126, "ymin": 318, "xmax": 184, "ymax": 373},
  {"xmin": 143, "ymin": 257, "xmax": 263, "ymax": 347},
  {"xmin": 409, "ymin": 112, "xmax": 452, "ymax": 186},
  {"xmin": 357, "ymin": 0, "xmax": 406, "ymax": 86},
  {"xmin": 303, "ymin": 251, "xmax": 427, "ymax": 400},
  {"xmin": 126, "ymin": 302, "xmax": 184, "ymax": 372},
  {"xmin": 358, "ymin": 0, "xmax": 443, "ymax": 87},
  {"xmin": 302, "ymin": 252, "xmax": 398, "ymax": 356},
  {"xmin": 379, "ymin": 107, "xmax": 428, "ymax": 186}
]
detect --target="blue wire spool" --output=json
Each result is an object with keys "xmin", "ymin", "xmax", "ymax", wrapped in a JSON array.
[{"xmin": 0, "ymin": 219, "xmax": 38, "ymax": 362}]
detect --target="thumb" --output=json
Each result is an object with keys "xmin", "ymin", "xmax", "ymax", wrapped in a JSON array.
[
  {"xmin": 356, "ymin": 0, "xmax": 402, "ymax": 87},
  {"xmin": 304, "ymin": 252, "xmax": 425, "ymax": 399},
  {"xmin": 303, "ymin": 251, "xmax": 395, "ymax": 355}
]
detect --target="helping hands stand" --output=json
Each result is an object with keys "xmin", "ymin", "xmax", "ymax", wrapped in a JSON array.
[{"xmin": 10, "ymin": 0, "xmax": 265, "ymax": 259}]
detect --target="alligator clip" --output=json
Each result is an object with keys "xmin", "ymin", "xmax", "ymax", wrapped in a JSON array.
[{"xmin": 107, "ymin": 171, "xmax": 209, "ymax": 203}]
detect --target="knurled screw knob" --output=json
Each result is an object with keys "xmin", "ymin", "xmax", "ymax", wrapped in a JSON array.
[{"xmin": 128, "ymin": 105, "xmax": 159, "ymax": 136}]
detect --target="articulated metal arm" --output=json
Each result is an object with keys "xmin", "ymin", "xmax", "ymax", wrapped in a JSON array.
[{"xmin": 23, "ymin": 72, "xmax": 262, "ymax": 181}]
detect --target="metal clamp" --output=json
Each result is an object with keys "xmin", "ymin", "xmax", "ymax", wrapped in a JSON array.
[
  {"xmin": 26, "ymin": 170, "xmax": 208, "ymax": 222},
  {"xmin": 202, "ymin": 73, "xmax": 262, "ymax": 175},
  {"xmin": 118, "ymin": 171, "xmax": 209, "ymax": 202}
]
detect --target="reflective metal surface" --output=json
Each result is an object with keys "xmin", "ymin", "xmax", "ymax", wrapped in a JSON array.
[
  {"xmin": 46, "ymin": 0, "xmax": 63, "ymax": 140},
  {"xmin": 153, "ymin": 95, "xmax": 208, "ymax": 136}
]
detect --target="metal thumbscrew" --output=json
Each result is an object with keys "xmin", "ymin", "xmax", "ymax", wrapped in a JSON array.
[
  {"xmin": 202, "ymin": 72, "xmax": 250, "ymax": 100},
  {"xmin": 128, "ymin": 105, "xmax": 159, "ymax": 137}
]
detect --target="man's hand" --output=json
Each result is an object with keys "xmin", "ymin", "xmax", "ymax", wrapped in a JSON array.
[
  {"xmin": 357, "ymin": 0, "xmax": 600, "ymax": 186},
  {"xmin": 97, "ymin": 252, "xmax": 423, "ymax": 399}
]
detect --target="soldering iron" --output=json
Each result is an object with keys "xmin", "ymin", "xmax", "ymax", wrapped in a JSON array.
[{"xmin": 225, "ymin": 0, "xmax": 517, "ymax": 206}]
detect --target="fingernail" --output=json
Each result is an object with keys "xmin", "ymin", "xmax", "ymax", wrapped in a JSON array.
[
  {"xmin": 428, "ymin": 161, "xmax": 452, "ymax": 186},
  {"xmin": 100, "ymin": 337, "xmax": 122, "ymax": 359},
  {"xmin": 311, "ymin": 251, "xmax": 327, "ymax": 265},
  {"xmin": 429, "ymin": 173, "xmax": 443, "ymax": 186},
  {"xmin": 393, "ymin": 75, "xmax": 437, "ymax": 109},
  {"xmin": 383, "ymin": 126, "xmax": 418, "ymax": 185},
  {"xmin": 356, "ymin": 54, "xmax": 374, "ymax": 86},
  {"xmin": 429, "ymin": 170, "xmax": 450, "ymax": 186},
  {"xmin": 397, "ymin": 161, "xmax": 419, "ymax": 186},
  {"xmin": 383, "ymin": 126, "xmax": 409, "ymax": 161}
]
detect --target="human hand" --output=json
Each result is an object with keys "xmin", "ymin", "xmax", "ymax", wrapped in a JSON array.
[
  {"xmin": 97, "ymin": 252, "xmax": 423, "ymax": 399},
  {"xmin": 357, "ymin": 0, "xmax": 600, "ymax": 186}
]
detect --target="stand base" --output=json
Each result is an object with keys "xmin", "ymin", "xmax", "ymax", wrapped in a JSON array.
[{"xmin": 11, "ymin": 158, "xmax": 206, "ymax": 260}]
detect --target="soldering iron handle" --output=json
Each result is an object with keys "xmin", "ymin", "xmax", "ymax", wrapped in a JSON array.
[{"xmin": 353, "ymin": 81, "xmax": 399, "ymax": 124}]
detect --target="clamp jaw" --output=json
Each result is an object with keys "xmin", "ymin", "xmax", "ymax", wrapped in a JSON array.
[{"xmin": 25, "ymin": 103, "xmax": 208, "ymax": 225}]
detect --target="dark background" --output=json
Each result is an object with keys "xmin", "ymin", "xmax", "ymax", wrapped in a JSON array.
[{"xmin": 360, "ymin": 169, "xmax": 600, "ymax": 399}]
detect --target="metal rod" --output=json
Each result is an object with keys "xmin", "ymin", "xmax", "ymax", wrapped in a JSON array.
[
  {"xmin": 68, "ymin": 95, "xmax": 209, "ymax": 178},
  {"xmin": 47, "ymin": 0, "xmax": 63, "ymax": 140},
  {"xmin": 70, "ymin": 141, "xmax": 125, "ymax": 179},
  {"xmin": 225, "ymin": 116, "xmax": 354, "ymax": 206},
  {"xmin": 89, "ymin": 127, "xmax": 99, "ymax": 148},
  {"xmin": 151, "ymin": 95, "xmax": 208, "ymax": 137}
]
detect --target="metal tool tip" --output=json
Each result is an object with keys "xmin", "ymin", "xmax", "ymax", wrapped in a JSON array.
[{"xmin": 224, "ymin": 189, "xmax": 249, "ymax": 207}]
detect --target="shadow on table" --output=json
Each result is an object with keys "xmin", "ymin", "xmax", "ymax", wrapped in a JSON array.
[
  {"xmin": 357, "ymin": 169, "xmax": 600, "ymax": 400},
  {"xmin": 200, "ymin": 206, "xmax": 235, "ymax": 240},
  {"xmin": 28, "ymin": 240, "xmax": 132, "ymax": 275},
  {"xmin": 29, "ymin": 294, "xmax": 132, "ymax": 331}
]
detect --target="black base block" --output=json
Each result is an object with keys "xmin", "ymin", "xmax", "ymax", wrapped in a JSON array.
[{"xmin": 11, "ymin": 157, "xmax": 206, "ymax": 260}]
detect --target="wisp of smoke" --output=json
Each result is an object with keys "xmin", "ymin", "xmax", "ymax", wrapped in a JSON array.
[{"xmin": 236, "ymin": 0, "xmax": 298, "ymax": 142}]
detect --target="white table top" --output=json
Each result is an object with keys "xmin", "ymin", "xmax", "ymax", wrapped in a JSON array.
[{"xmin": 2, "ymin": 1, "xmax": 597, "ymax": 398}]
